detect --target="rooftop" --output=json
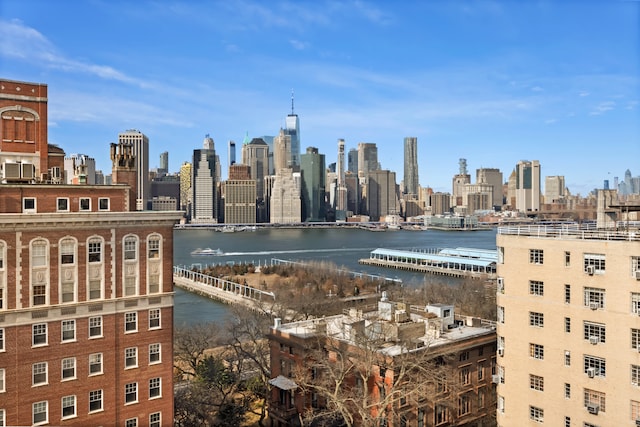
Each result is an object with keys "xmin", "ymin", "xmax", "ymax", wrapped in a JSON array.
[{"xmin": 497, "ymin": 224, "xmax": 640, "ymax": 241}]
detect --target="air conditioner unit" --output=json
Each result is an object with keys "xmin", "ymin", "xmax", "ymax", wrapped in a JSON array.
[
  {"xmin": 635, "ymin": 418, "xmax": 640, "ymax": 427},
  {"xmin": 586, "ymin": 265, "xmax": 595, "ymax": 275},
  {"xmin": 589, "ymin": 336, "xmax": 599, "ymax": 345},
  {"xmin": 589, "ymin": 302, "xmax": 599, "ymax": 310},
  {"xmin": 491, "ymin": 374, "xmax": 500, "ymax": 384},
  {"xmin": 586, "ymin": 403, "xmax": 599, "ymax": 414},
  {"xmin": 635, "ymin": 270, "xmax": 640, "ymax": 280},
  {"xmin": 21, "ymin": 163, "xmax": 34, "ymax": 179},
  {"xmin": 586, "ymin": 367, "xmax": 596, "ymax": 378},
  {"xmin": 497, "ymin": 348, "xmax": 504, "ymax": 357},
  {"xmin": 497, "ymin": 277, "xmax": 504, "ymax": 293},
  {"xmin": 4, "ymin": 162, "xmax": 21, "ymax": 179}
]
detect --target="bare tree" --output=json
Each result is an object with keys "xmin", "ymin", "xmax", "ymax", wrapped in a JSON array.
[{"xmin": 174, "ymin": 322, "xmax": 229, "ymax": 380}]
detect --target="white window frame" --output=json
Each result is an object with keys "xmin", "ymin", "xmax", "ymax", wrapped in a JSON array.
[
  {"xmin": 149, "ymin": 343, "xmax": 161, "ymax": 364},
  {"xmin": 529, "ymin": 405, "xmax": 544, "ymax": 423},
  {"xmin": 89, "ymin": 389, "xmax": 103, "ymax": 413},
  {"xmin": 529, "ymin": 280, "xmax": 544, "ymax": 296},
  {"xmin": 32, "ymin": 362, "xmax": 48, "ymax": 386},
  {"xmin": 79, "ymin": 197, "xmax": 91, "ymax": 211},
  {"xmin": 584, "ymin": 321, "xmax": 606, "ymax": 344},
  {"xmin": 529, "ymin": 311, "xmax": 544, "ymax": 327},
  {"xmin": 632, "ymin": 364, "xmax": 640, "ymax": 386},
  {"xmin": 584, "ymin": 355, "xmax": 606, "ymax": 377},
  {"xmin": 149, "ymin": 412, "xmax": 161, "ymax": 427},
  {"xmin": 125, "ymin": 347, "xmax": 138, "ymax": 369},
  {"xmin": 584, "ymin": 253, "xmax": 606, "ymax": 274},
  {"xmin": 125, "ymin": 418, "xmax": 138, "ymax": 427},
  {"xmin": 32, "ymin": 323, "xmax": 47, "ymax": 347},
  {"xmin": 149, "ymin": 377, "xmax": 161, "ymax": 399},
  {"xmin": 584, "ymin": 287, "xmax": 605, "ymax": 309},
  {"xmin": 125, "ymin": 382, "xmax": 138, "ymax": 405},
  {"xmin": 529, "ymin": 343, "xmax": 544, "ymax": 360},
  {"xmin": 0, "ymin": 241, "xmax": 5, "ymax": 311},
  {"xmin": 123, "ymin": 235, "xmax": 139, "ymax": 296},
  {"xmin": 529, "ymin": 249, "xmax": 544, "ymax": 265},
  {"xmin": 0, "ymin": 328, "xmax": 4, "ymax": 352},
  {"xmin": 61, "ymin": 357, "xmax": 76, "ymax": 381},
  {"xmin": 61, "ymin": 319, "xmax": 76, "ymax": 342},
  {"xmin": 149, "ymin": 308, "xmax": 161, "ymax": 329},
  {"xmin": 89, "ymin": 316, "xmax": 102, "ymax": 338},
  {"xmin": 23, "ymin": 197, "xmax": 37, "ymax": 213},
  {"xmin": 57, "ymin": 197, "xmax": 69, "ymax": 212},
  {"xmin": 61, "ymin": 395, "xmax": 76, "ymax": 419},
  {"xmin": 632, "ymin": 293, "xmax": 640, "ymax": 314},
  {"xmin": 89, "ymin": 353, "xmax": 103, "ymax": 376},
  {"xmin": 125, "ymin": 312, "xmax": 137, "ymax": 333},
  {"xmin": 0, "ymin": 368, "xmax": 5, "ymax": 393},
  {"xmin": 32, "ymin": 400, "xmax": 48, "ymax": 425},
  {"xmin": 98, "ymin": 198, "xmax": 110, "ymax": 211}
]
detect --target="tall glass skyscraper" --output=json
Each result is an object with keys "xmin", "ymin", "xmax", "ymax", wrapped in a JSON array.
[
  {"xmin": 403, "ymin": 137, "xmax": 419, "ymax": 195},
  {"xmin": 285, "ymin": 92, "xmax": 300, "ymax": 167}
]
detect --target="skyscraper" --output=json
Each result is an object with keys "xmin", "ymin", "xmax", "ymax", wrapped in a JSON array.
[
  {"xmin": 515, "ymin": 160, "xmax": 541, "ymax": 212},
  {"xmin": 159, "ymin": 151, "xmax": 169, "ymax": 175},
  {"xmin": 544, "ymin": 175, "xmax": 565, "ymax": 203},
  {"xmin": 300, "ymin": 146, "xmax": 326, "ymax": 222},
  {"xmin": 64, "ymin": 154, "xmax": 96, "ymax": 185},
  {"xmin": 191, "ymin": 135, "xmax": 217, "ymax": 223},
  {"xmin": 357, "ymin": 143, "xmax": 378, "ymax": 177},
  {"xmin": 335, "ymin": 139, "xmax": 348, "ymax": 214},
  {"xmin": 118, "ymin": 129, "xmax": 150, "ymax": 210},
  {"xmin": 228, "ymin": 140, "xmax": 236, "ymax": 168},
  {"xmin": 273, "ymin": 128, "xmax": 292, "ymax": 171},
  {"xmin": 284, "ymin": 92, "xmax": 300, "ymax": 168},
  {"xmin": 403, "ymin": 137, "xmax": 419, "ymax": 196},
  {"xmin": 452, "ymin": 159, "xmax": 470, "ymax": 207},
  {"xmin": 476, "ymin": 167, "xmax": 504, "ymax": 208},
  {"xmin": 366, "ymin": 169, "xmax": 398, "ymax": 221},
  {"xmin": 347, "ymin": 148, "xmax": 358, "ymax": 174},
  {"xmin": 242, "ymin": 138, "xmax": 269, "ymax": 202},
  {"xmin": 179, "ymin": 162, "xmax": 192, "ymax": 212}
]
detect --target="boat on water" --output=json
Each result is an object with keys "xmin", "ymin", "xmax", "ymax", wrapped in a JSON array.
[{"xmin": 191, "ymin": 248, "xmax": 224, "ymax": 256}]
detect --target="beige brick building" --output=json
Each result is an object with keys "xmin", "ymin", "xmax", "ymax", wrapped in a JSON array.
[{"xmin": 496, "ymin": 224, "xmax": 640, "ymax": 426}]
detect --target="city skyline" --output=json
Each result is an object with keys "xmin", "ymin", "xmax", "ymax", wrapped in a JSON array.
[{"xmin": 1, "ymin": 1, "xmax": 638, "ymax": 195}]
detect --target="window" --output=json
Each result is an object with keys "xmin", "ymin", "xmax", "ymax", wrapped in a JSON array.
[
  {"xmin": 632, "ymin": 400, "xmax": 640, "ymax": 421},
  {"xmin": 60, "ymin": 239, "xmax": 75, "ymax": 264},
  {"xmin": 565, "ymin": 383, "xmax": 571, "ymax": 398},
  {"xmin": 88, "ymin": 239, "xmax": 102, "ymax": 263},
  {"xmin": 632, "ymin": 365, "xmax": 640, "ymax": 386},
  {"xmin": 584, "ymin": 355, "xmax": 606, "ymax": 377},
  {"xmin": 565, "ymin": 284, "xmax": 571, "ymax": 304},
  {"xmin": 31, "ymin": 240, "xmax": 47, "ymax": 267},
  {"xmin": 497, "ymin": 365, "xmax": 505, "ymax": 384},
  {"xmin": 477, "ymin": 361, "xmax": 484, "ymax": 381},
  {"xmin": 584, "ymin": 321, "xmax": 606, "ymax": 344},
  {"xmin": 565, "ymin": 317, "xmax": 571, "ymax": 333},
  {"xmin": 149, "ymin": 308, "xmax": 160, "ymax": 329},
  {"xmin": 459, "ymin": 351, "xmax": 469, "ymax": 362},
  {"xmin": 632, "ymin": 293, "xmax": 640, "ymax": 314},
  {"xmin": 434, "ymin": 404, "xmax": 449, "ymax": 425},
  {"xmin": 125, "ymin": 312, "xmax": 137, "ymax": 332},
  {"xmin": 497, "ymin": 395, "xmax": 505, "ymax": 413},
  {"xmin": 460, "ymin": 366, "xmax": 471, "ymax": 385},
  {"xmin": 0, "ymin": 368, "xmax": 5, "ymax": 392},
  {"xmin": 149, "ymin": 412, "xmax": 162, "ymax": 427},
  {"xmin": 149, "ymin": 377, "xmax": 161, "ymax": 399},
  {"xmin": 89, "ymin": 390, "xmax": 102, "ymax": 412},
  {"xmin": 32, "ymin": 401, "xmax": 47, "ymax": 425},
  {"xmin": 584, "ymin": 388, "xmax": 605, "ymax": 412},
  {"xmin": 565, "ymin": 251, "xmax": 571, "ymax": 266},
  {"xmin": 61, "ymin": 319, "xmax": 75, "ymax": 342},
  {"xmin": 79, "ymin": 198, "xmax": 91, "ymax": 211},
  {"xmin": 584, "ymin": 253, "xmax": 605, "ymax": 274},
  {"xmin": 125, "ymin": 419, "xmax": 138, "ymax": 427},
  {"xmin": 57, "ymin": 198, "xmax": 69, "ymax": 212},
  {"xmin": 0, "ymin": 328, "xmax": 4, "ymax": 351},
  {"xmin": 565, "ymin": 417, "xmax": 571, "ymax": 427},
  {"xmin": 32, "ymin": 362, "xmax": 47, "ymax": 386},
  {"xmin": 478, "ymin": 387, "xmax": 485, "ymax": 409},
  {"xmin": 61, "ymin": 357, "xmax": 76, "ymax": 380},
  {"xmin": 529, "ymin": 280, "xmax": 544, "ymax": 296},
  {"xmin": 529, "ymin": 405, "xmax": 544, "ymax": 423},
  {"xmin": 32, "ymin": 323, "xmax": 47, "ymax": 346},
  {"xmin": 98, "ymin": 198, "xmax": 110, "ymax": 211},
  {"xmin": 0, "ymin": 242, "xmax": 4, "ymax": 310},
  {"xmin": 148, "ymin": 236, "xmax": 160, "ymax": 259},
  {"xmin": 529, "ymin": 249, "xmax": 544, "ymax": 264},
  {"xmin": 584, "ymin": 287, "xmax": 605, "ymax": 309},
  {"xmin": 149, "ymin": 343, "xmax": 161, "ymax": 364},
  {"xmin": 634, "ymin": 329, "xmax": 640, "ymax": 349},
  {"xmin": 529, "ymin": 312, "xmax": 544, "ymax": 327},
  {"xmin": 32, "ymin": 284, "xmax": 46, "ymax": 306},
  {"xmin": 125, "ymin": 382, "xmax": 138, "ymax": 404},
  {"xmin": 458, "ymin": 394, "xmax": 471, "ymax": 416},
  {"xmin": 61, "ymin": 395, "xmax": 76, "ymax": 419},
  {"xmin": 497, "ymin": 306, "xmax": 505, "ymax": 323},
  {"xmin": 23, "ymin": 197, "xmax": 36, "ymax": 213},
  {"xmin": 89, "ymin": 353, "xmax": 103, "ymax": 375},
  {"xmin": 498, "ymin": 246, "xmax": 504, "ymax": 264},
  {"xmin": 125, "ymin": 347, "xmax": 138, "ymax": 369},
  {"xmin": 0, "ymin": 409, "xmax": 4, "ymax": 427},
  {"xmin": 529, "ymin": 343, "xmax": 544, "ymax": 360},
  {"xmin": 124, "ymin": 236, "xmax": 137, "ymax": 260},
  {"xmin": 530, "ymin": 374, "xmax": 544, "ymax": 391},
  {"xmin": 565, "ymin": 350, "xmax": 571, "ymax": 366},
  {"xmin": 89, "ymin": 316, "xmax": 102, "ymax": 338}
]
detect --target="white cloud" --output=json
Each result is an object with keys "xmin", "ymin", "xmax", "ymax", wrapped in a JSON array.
[
  {"xmin": 589, "ymin": 101, "xmax": 616, "ymax": 115},
  {"xmin": 289, "ymin": 39, "xmax": 308, "ymax": 50}
]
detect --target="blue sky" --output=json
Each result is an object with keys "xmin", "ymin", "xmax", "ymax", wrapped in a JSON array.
[{"xmin": 1, "ymin": 1, "xmax": 638, "ymax": 195}]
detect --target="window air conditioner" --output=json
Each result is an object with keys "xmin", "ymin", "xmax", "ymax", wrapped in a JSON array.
[
  {"xmin": 635, "ymin": 270, "xmax": 640, "ymax": 280},
  {"xmin": 586, "ymin": 367, "xmax": 596, "ymax": 378},
  {"xmin": 586, "ymin": 403, "xmax": 599, "ymax": 414},
  {"xmin": 589, "ymin": 302, "xmax": 599, "ymax": 310},
  {"xmin": 497, "ymin": 278, "xmax": 504, "ymax": 293},
  {"xmin": 497, "ymin": 348, "xmax": 504, "ymax": 357},
  {"xmin": 586, "ymin": 265, "xmax": 595, "ymax": 275},
  {"xmin": 589, "ymin": 336, "xmax": 599, "ymax": 345},
  {"xmin": 635, "ymin": 419, "xmax": 640, "ymax": 426},
  {"xmin": 491, "ymin": 374, "xmax": 500, "ymax": 384}
]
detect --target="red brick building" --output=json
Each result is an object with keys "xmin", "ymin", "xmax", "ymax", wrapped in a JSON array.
[{"xmin": 0, "ymin": 79, "xmax": 181, "ymax": 426}]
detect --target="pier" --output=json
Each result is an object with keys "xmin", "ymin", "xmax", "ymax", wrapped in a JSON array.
[{"xmin": 359, "ymin": 247, "xmax": 497, "ymax": 280}]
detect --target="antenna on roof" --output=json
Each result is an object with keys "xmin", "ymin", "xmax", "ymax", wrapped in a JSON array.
[{"xmin": 291, "ymin": 89, "xmax": 295, "ymax": 115}]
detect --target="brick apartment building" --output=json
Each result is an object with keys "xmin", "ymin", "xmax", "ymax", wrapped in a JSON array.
[
  {"xmin": 268, "ymin": 296, "xmax": 497, "ymax": 427},
  {"xmin": 0, "ymin": 79, "xmax": 182, "ymax": 426}
]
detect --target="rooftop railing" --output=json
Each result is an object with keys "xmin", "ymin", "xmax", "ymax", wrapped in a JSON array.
[{"xmin": 497, "ymin": 225, "xmax": 640, "ymax": 241}]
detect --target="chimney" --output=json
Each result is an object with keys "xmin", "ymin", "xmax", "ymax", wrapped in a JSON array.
[{"xmin": 111, "ymin": 142, "xmax": 138, "ymax": 211}]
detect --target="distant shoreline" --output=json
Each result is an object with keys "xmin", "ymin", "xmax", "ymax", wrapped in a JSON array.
[{"xmin": 174, "ymin": 222, "xmax": 495, "ymax": 232}]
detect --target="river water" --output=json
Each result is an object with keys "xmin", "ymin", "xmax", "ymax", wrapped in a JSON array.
[{"xmin": 173, "ymin": 227, "xmax": 498, "ymax": 326}]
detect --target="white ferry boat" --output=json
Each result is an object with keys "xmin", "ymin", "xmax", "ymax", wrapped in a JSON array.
[{"xmin": 190, "ymin": 248, "xmax": 224, "ymax": 256}]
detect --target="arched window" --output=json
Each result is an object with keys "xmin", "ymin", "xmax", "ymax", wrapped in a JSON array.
[
  {"xmin": 146, "ymin": 234, "xmax": 162, "ymax": 294},
  {"xmin": 30, "ymin": 239, "xmax": 49, "ymax": 306},
  {"xmin": 123, "ymin": 235, "xmax": 139, "ymax": 297},
  {"xmin": 87, "ymin": 237, "xmax": 104, "ymax": 300},
  {"xmin": 59, "ymin": 238, "xmax": 77, "ymax": 303}
]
